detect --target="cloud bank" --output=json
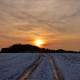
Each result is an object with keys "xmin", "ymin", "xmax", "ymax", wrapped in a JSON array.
[{"xmin": 0, "ymin": 0, "xmax": 80, "ymax": 50}]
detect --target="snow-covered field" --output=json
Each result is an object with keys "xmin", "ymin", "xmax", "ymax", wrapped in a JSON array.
[{"xmin": 0, "ymin": 53, "xmax": 80, "ymax": 80}]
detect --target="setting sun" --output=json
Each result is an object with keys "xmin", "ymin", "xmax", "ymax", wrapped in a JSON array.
[{"xmin": 33, "ymin": 39, "xmax": 45, "ymax": 47}]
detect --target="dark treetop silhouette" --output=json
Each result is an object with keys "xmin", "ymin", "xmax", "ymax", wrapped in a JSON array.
[{"xmin": 0, "ymin": 44, "xmax": 79, "ymax": 53}]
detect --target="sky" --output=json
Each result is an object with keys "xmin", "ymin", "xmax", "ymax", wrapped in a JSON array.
[{"xmin": 0, "ymin": 0, "xmax": 80, "ymax": 50}]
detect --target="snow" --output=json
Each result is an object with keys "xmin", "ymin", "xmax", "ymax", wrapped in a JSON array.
[
  {"xmin": 0, "ymin": 53, "xmax": 39, "ymax": 80},
  {"xmin": 52, "ymin": 53, "xmax": 80, "ymax": 80},
  {"xmin": 0, "ymin": 53, "xmax": 80, "ymax": 80},
  {"xmin": 29, "ymin": 56, "xmax": 53, "ymax": 80}
]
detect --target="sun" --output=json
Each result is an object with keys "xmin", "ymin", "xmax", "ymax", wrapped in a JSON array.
[{"xmin": 33, "ymin": 39, "xmax": 45, "ymax": 47}]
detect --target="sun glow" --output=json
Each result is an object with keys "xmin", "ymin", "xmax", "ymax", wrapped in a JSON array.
[{"xmin": 33, "ymin": 39, "xmax": 45, "ymax": 47}]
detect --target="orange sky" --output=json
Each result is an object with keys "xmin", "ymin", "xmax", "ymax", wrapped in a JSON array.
[{"xmin": 0, "ymin": 0, "xmax": 80, "ymax": 51}]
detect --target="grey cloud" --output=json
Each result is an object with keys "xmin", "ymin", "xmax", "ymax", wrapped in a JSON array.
[{"xmin": 0, "ymin": 0, "xmax": 80, "ymax": 34}]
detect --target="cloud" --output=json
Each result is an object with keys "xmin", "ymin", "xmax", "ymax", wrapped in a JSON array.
[
  {"xmin": 0, "ymin": 0, "xmax": 80, "ymax": 50},
  {"xmin": 0, "ymin": 0, "xmax": 80, "ymax": 33}
]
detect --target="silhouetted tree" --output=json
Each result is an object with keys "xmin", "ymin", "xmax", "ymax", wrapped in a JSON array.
[{"xmin": 0, "ymin": 44, "xmax": 79, "ymax": 53}]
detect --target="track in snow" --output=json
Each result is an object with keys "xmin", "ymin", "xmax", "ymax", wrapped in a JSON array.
[{"xmin": 17, "ymin": 53, "xmax": 64, "ymax": 80}]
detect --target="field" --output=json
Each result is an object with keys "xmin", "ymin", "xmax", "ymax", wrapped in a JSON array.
[{"xmin": 0, "ymin": 53, "xmax": 80, "ymax": 80}]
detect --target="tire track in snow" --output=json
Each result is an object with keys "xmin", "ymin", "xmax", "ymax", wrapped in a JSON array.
[
  {"xmin": 17, "ymin": 54, "xmax": 44, "ymax": 80},
  {"xmin": 48, "ymin": 55, "xmax": 64, "ymax": 80}
]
